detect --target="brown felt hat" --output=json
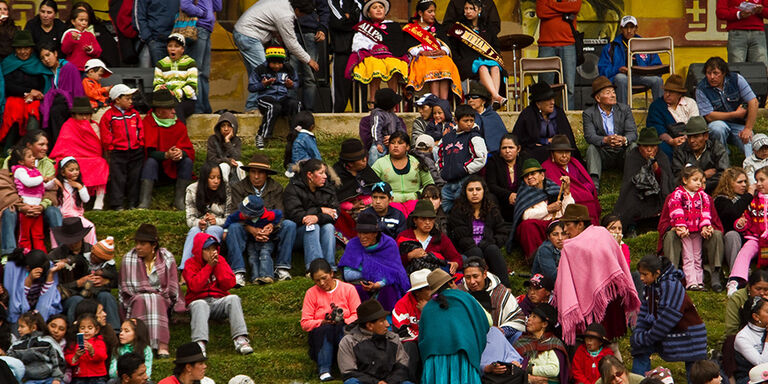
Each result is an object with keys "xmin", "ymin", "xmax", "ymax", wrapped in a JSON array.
[
  {"xmin": 663, "ymin": 74, "xmax": 687, "ymax": 94},
  {"xmin": 548, "ymin": 134, "xmax": 575, "ymax": 151},
  {"xmin": 133, "ymin": 223, "xmax": 158, "ymax": 243},
  {"xmin": 240, "ymin": 154, "xmax": 278, "ymax": 175},
  {"xmin": 559, "ymin": 204, "xmax": 591, "ymax": 222},
  {"xmin": 591, "ymin": 76, "xmax": 616, "ymax": 97}
]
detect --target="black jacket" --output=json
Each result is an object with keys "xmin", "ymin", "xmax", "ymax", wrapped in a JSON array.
[
  {"xmin": 514, "ymin": 104, "xmax": 582, "ymax": 163},
  {"xmin": 613, "ymin": 147, "xmax": 675, "ymax": 228},
  {"xmin": 4, "ymin": 68, "xmax": 45, "ymax": 97},
  {"xmin": 447, "ymin": 199, "xmax": 511, "ymax": 253},
  {"xmin": 337, "ymin": 325, "xmax": 409, "ymax": 384},
  {"xmin": 24, "ymin": 17, "xmax": 68, "ymax": 54},
  {"xmin": 332, "ymin": 160, "xmax": 381, "ymax": 202},
  {"xmin": 327, "ymin": 0, "xmax": 363, "ymax": 53},
  {"xmin": 443, "ymin": 0, "xmax": 501, "ymax": 39},
  {"xmin": 484, "ymin": 155, "xmax": 522, "ymax": 222},
  {"xmin": 283, "ymin": 174, "xmax": 339, "ymax": 224},
  {"xmin": 48, "ymin": 243, "xmax": 119, "ymax": 297},
  {"xmin": 295, "ymin": 0, "xmax": 330, "ymax": 34},
  {"xmin": 671, "ymin": 139, "xmax": 729, "ymax": 193}
]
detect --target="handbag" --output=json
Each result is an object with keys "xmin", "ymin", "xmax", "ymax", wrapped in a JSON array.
[
  {"xmin": 631, "ymin": 159, "xmax": 661, "ymax": 199},
  {"xmin": 172, "ymin": 2, "xmax": 198, "ymax": 43}
]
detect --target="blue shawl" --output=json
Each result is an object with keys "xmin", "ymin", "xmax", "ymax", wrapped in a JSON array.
[
  {"xmin": 3, "ymin": 261, "xmax": 61, "ymax": 323},
  {"xmin": 507, "ymin": 178, "xmax": 562, "ymax": 250},
  {"xmin": 646, "ymin": 97, "xmax": 677, "ymax": 157},
  {"xmin": 338, "ymin": 234, "xmax": 410, "ymax": 295},
  {"xmin": 0, "ymin": 54, "xmax": 52, "ymax": 114}
]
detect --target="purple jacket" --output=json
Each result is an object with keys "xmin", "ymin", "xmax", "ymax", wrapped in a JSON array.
[
  {"xmin": 41, "ymin": 60, "xmax": 84, "ymax": 129},
  {"xmin": 180, "ymin": 0, "xmax": 222, "ymax": 32}
]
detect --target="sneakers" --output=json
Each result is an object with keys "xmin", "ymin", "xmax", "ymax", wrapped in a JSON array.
[
  {"xmin": 234, "ymin": 336, "xmax": 253, "ymax": 355},
  {"xmin": 197, "ymin": 341, "xmax": 207, "ymax": 356},
  {"xmin": 276, "ymin": 268, "xmax": 292, "ymax": 281},
  {"xmin": 319, "ymin": 372, "xmax": 333, "ymax": 382},
  {"xmin": 235, "ymin": 273, "xmax": 246, "ymax": 288},
  {"xmin": 252, "ymin": 276, "xmax": 274, "ymax": 285},
  {"xmin": 726, "ymin": 280, "xmax": 739, "ymax": 297},
  {"xmin": 256, "ymin": 135, "xmax": 265, "ymax": 150}
]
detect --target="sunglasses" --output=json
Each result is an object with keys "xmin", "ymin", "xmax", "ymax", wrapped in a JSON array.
[
  {"xmin": 466, "ymin": 95, "xmax": 483, "ymax": 100},
  {"xmin": 612, "ymin": 370, "xmax": 625, "ymax": 381}
]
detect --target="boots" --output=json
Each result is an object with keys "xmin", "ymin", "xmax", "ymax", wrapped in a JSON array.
[
  {"xmin": 174, "ymin": 178, "xmax": 192, "ymax": 210},
  {"xmin": 137, "ymin": 179, "xmax": 154, "ymax": 209}
]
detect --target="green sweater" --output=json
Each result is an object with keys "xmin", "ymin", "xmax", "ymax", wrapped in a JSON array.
[
  {"xmin": 109, "ymin": 344, "xmax": 153, "ymax": 379},
  {"xmin": 153, "ymin": 54, "xmax": 198, "ymax": 101},
  {"xmin": 726, "ymin": 288, "xmax": 748, "ymax": 336},
  {"xmin": 371, "ymin": 154, "xmax": 434, "ymax": 202}
]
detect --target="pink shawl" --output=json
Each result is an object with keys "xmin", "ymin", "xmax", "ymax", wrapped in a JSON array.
[
  {"xmin": 542, "ymin": 158, "xmax": 600, "ymax": 225},
  {"xmin": 554, "ymin": 225, "xmax": 641, "ymax": 344}
]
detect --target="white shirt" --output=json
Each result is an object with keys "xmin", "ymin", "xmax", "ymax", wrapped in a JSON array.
[{"xmin": 668, "ymin": 96, "xmax": 700, "ymax": 124}]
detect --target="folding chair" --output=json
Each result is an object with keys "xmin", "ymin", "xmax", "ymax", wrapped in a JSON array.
[
  {"xmin": 519, "ymin": 57, "xmax": 568, "ymax": 111},
  {"xmin": 626, "ymin": 36, "xmax": 674, "ymax": 109}
]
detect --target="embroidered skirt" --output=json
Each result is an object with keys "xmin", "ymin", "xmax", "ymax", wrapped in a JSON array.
[{"xmin": 406, "ymin": 54, "xmax": 463, "ymax": 97}]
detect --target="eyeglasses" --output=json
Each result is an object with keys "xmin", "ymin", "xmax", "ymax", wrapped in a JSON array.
[
  {"xmin": 466, "ymin": 95, "xmax": 483, "ymax": 100},
  {"xmin": 611, "ymin": 370, "xmax": 626, "ymax": 382}
]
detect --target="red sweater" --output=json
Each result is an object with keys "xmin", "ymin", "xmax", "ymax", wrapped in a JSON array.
[
  {"xmin": 182, "ymin": 233, "xmax": 236, "ymax": 304},
  {"xmin": 536, "ymin": 0, "xmax": 582, "ymax": 47},
  {"xmin": 99, "ymin": 106, "xmax": 144, "ymax": 151},
  {"xmin": 571, "ymin": 344, "xmax": 614, "ymax": 384},
  {"xmin": 61, "ymin": 29, "xmax": 102, "ymax": 71},
  {"xmin": 396, "ymin": 229, "xmax": 463, "ymax": 269},
  {"xmin": 65, "ymin": 334, "xmax": 108, "ymax": 378},
  {"xmin": 717, "ymin": 0, "xmax": 768, "ymax": 31},
  {"xmin": 392, "ymin": 292, "xmax": 421, "ymax": 342}
]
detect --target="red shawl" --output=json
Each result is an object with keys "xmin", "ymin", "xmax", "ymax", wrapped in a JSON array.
[
  {"xmin": 142, "ymin": 111, "xmax": 195, "ymax": 179},
  {"xmin": 49, "ymin": 118, "xmax": 109, "ymax": 187},
  {"xmin": 542, "ymin": 158, "xmax": 601, "ymax": 225}
]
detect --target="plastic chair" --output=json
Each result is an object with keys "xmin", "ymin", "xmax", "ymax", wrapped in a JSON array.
[
  {"xmin": 519, "ymin": 57, "xmax": 568, "ymax": 111},
  {"xmin": 626, "ymin": 36, "xmax": 674, "ymax": 109}
]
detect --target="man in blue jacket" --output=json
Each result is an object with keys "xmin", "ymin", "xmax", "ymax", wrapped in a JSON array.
[
  {"xmin": 597, "ymin": 15, "xmax": 663, "ymax": 105},
  {"xmin": 135, "ymin": 0, "xmax": 180, "ymax": 67}
]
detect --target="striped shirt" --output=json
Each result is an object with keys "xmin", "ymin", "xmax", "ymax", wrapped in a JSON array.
[{"xmin": 153, "ymin": 55, "xmax": 198, "ymax": 101}]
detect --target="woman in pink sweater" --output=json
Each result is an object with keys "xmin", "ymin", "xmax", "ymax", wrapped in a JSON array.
[
  {"xmin": 301, "ymin": 258, "xmax": 360, "ymax": 382},
  {"xmin": 60, "ymin": 8, "xmax": 101, "ymax": 71}
]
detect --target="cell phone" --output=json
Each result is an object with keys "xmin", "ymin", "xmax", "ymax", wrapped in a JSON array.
[
  {"xmin": 77, "ymin": 333, "xmax": 84, "ymax": 350},
  {"xmin": 306, "ymin": 224, "xmax": 316, "ymax": 232}
]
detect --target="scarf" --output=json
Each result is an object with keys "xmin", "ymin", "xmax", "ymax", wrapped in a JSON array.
[
  {"xmin": 152, "ymin": 112, "xmax": 177, "ymax": 127},
  {"xmin": 554, "ymin": 226, "xmax": 641, "ymax": 344},
  {"xmin": 508, "ymin": 178, "xmax": 561, "ymax": 247},
  {"xmin": 514, "ymin": 332, "xmax": 567, "ymax": 360},
  {"xmin": 338, "ymin": 234, "xmax": 410, "ymax": 295},
  {"xmin": 118, "ymin": 248, "xmax": 177, "ymax": 306}
]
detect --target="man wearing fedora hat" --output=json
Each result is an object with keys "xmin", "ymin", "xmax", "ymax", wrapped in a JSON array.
[
  {"xmin": 465, "ymin": 81, "xmax": 508, "ymax": 154},
  {"xmin": 647, "ymin": 74, "xmax": 701, "ymax": 157},
  {"xmin": 337, "ymin": 299, "xmax": 411, "ymax": 384},
  {"xmin": 695, "ymin": 56, "xmax": 758, "ymax": 157},
  {"xmin": 228, "ymin": 154, "xmax": 297, "ymax": 282},
  {"xmin": 582, "ymin": 75, "xmax": 638, "ymax": 189},
  {"xmin": 157, "ymin": 342, "xmax": 208, "ymax": 384},
  {"xmin": 671, "ymin": 116, "xmax": 729, "ymax": 194},
  {"xmin": 597, "ymin": 15, "xmax": 664, "ymax": 105},
  {"xmin": 139, "ymin": 88, "xmax": 195, "ymax": 211}
]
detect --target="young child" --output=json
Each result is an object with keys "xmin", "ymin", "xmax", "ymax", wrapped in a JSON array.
[
  {"xmin": 369, "ymin": 88, "xmax": 404, "ymax": 163},
  {"xmin": 424, "ymin": 98, "xmax": 452, "ymax": 144},
  {"xmin": 206, "ymin": 112, "xmax": 243, "ymax": 183},
  {"xmin": 667, "ymin": 166, "xmax": 713, "ymax": 291},
  {"xmin": 109, "ymin": 318, "xmax": 152, "ymax": 380},
  {"xmin": 82, "ymin": 59, "xmax": 113, "ymax": 114},
  {"xmin": 729, "ymin": 166, "xmax": 768, "ymax": 296},
  {"xmin": 410, "ymin": 134, "xmax": 445, "ymax": 188},
  {"xmin": 420, "ymin": 185, "xmax": 447, "ymax": 234},
  {"xmin": 284, "ymin": 111, "xmax": 322, "ymax": 178},
  {"xmin": 9, "ymin": 311, "xmax": 66, "ymax": 384},
  {"xmin": 249, "ymin": 45, "xmax": 300, "ymax": 149},
  {"xmin": 73, "ymin": 298, "xmax": 118, "ymax": 362},
  {"xmin": 690, "ymin": 360, "xmax": 722, "ymax": 384},
  {"xmin": 630, "ymin": 255, "xmax": 707, "ymax": 375},
  {"xmin": 47, "ymin": 314, "xmax": 69, "ymax": 351},
  {"xmin": 437, "ymin": 104, "xmax": 488, "ymax": 212},
  {"xmin": 222, "ymin": 195, "xmax": 282, "ymax": 285},
  {"xmin": 360, "ymin": 181, "xmax": 406, "ymax": 239},
  {"xmin": 61, "ymin": 8, "xmax": 101, "ymax": 71},
  {"xmin": 571, "ymin": 323, "xmax": 614, "ymax": 384},
  {"xmin": 153, "ymin": 33, "xmax": 198, "ymax": 123},
  {"xmin": 66, "ymin": 313, "xmax": 108, "ymax": 384},
  {"xmin": 744, "ymin": 134, "xmax": 768, "ymax": 184},
  {"xmin": 56, "ymin": 157, "xmax": 97, "ymax": 244},
  {"xmin": 100, "ymin": 84, "xmax": 143, "ymax": 211},
  {"xmin": 411, "ymin": 93, "xmax": 437, "ymax": 142},
  {"xmin": 11, "ymin": 145, "xmax": 55, "ymax": 251},
  {"xmin": 601, "ymin": 214, "xmax": 630, "ymax": 267}
]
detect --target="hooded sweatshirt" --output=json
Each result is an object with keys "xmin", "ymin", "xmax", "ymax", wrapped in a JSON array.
[
  {"xmin": 182, "ymin": 232, "xmax": 236, "ymax": 305},
  {"xmin": 206, "ymin": 112, "xmax": 242, "ymax": 165}
]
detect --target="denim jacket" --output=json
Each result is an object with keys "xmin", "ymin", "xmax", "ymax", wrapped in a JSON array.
[{"xmin": 696, "ymin": 72, "xmax": 746, "ymax": 124}]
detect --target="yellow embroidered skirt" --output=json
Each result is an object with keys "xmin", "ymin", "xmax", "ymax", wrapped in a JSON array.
[
  {"xmin": 352, "ymin": 56, "xmax": 409, "ymax": 84},
  {"xmin": 406, "ymin": 55, "xmax": 463, "ymax": 97}
]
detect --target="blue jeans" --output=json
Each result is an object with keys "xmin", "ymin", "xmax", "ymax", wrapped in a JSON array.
[
  {"xmin": 26, "ymin": 379, "xmax": 59, "ymax": 384},
  {"xmin": 233, "ymin": 30, "xmax": 266, "ymax": 111},
  {"xmin": 538, "ymin": 44, "xmax": 576, "ymax": 108},
  {"xmin": 277, "ymin": 219, "xmax": 297, "ymax": 269},
  {"xmin": 180, "ymin": 225, "xmax": 224, "ymax": 269},
  {"xmin": 318, "ymin": 337, "xmax": 334, "ymax": 374},
  {"xmin": 369, "ymin": 143, "xmax": 387, "ymax": 165},
  {"xmin": 138, "ymin": 38, "xmax": 169, "ymax": 68},
  {"xmin": 187, "ymin": 26, "xmax": 212, "ymax": 114},
  {"xmin": 1, "ymin": 205, "xmax": 62, "ymax": 255},
  {"xmin": 64, "ymin": 291, "xmax": 121, "ymax": 330},
  {"xmin": 141, "ymin": 157, "xmax": 194, "ymax": 180},
  {"xmin": 708, "ymin": 120, "xmax": 753, "ymax": 156},
  {"xmin": 613, "ymin": 73, "xmax": 664, "ymax": 105},
  {"xmin": 296, "ymin": 222, "xmax": 336, "ymax": 270},
  {"xmin": 441, "ymin": 179, "xmax": 466, "ymax": 213},
  {"xmin": 289, "ymin": 32, "xmax": 318, "ymax": 111},
  {"xmin": 728, "ymin": 29, "xmax": 768, "ymax": 67},
  {"xmin": 224, "ymin": 222, "xmax": 252, "ymax": 274},
  {"xmin": 247, "ymin": 240, "xmax": 275, "ymax": 280}
]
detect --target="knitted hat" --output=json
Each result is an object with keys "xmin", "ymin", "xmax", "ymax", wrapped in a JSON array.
[
  {"xmin": 752, "ymin": 133, "xmax": 768, "ymax": 151},
  {"xmin": 92, "ymin": 236, "xmax": 115, "ymax": 261},
  {"xmin": 265, "ymin": 46, "xmax": 287, "ymax": 61},
  {"xmin": 228, "ymin": 375, "xmax": 255, "ymax": 384},
  {"xmin": 168, "ymin": 33, "xmax": 186, "ymax": 47},
  {"xmin": 239, "ymin": 195, "xmax": 266, "ymax": 218}
]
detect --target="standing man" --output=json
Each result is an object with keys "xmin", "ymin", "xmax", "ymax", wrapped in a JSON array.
[
  {"xmin": 180, "ymin": 0, "xmax": 222, "ymax": 114},
  {"xmin": 233, "ymin": 0, "xmax": 320, "ymax": 112},
  {"xmin": 291, "ymin": 0, "xmax": 330, "ymax": 111},
  {"xmin": 328, "ymin": 0, "xmax": 363, "ymax": 112},
  {"xmin": 717, "ymin": 0, "xmax": 768, "ymax": 68},
  {"xmin": 536, "ymin": 0, "xmax": 582, "ymax": 108},
  {"xmin": 135, "ymin": 0, "xmax": 180, "ymax": 67},
  {"xmin": 597, "ymin": 15, "xmax": 664, "ymax": 105},
  {"xmin": 695, "ymin": 56, "xmax": 758, "ymax": 156}
]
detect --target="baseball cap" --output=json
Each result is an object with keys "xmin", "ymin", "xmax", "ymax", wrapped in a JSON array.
[
  {"xmin": 84, "ymin": 59, "xmax": 112, "ymax": 78},
  {"xmin": 109, "ymin": 84, "xmax": 138, "ymax": 100},
  {"xmin": 620, "ymin": 15, "xmax": 638, "ymax": 27},
  {"xmin": 414, "ymin": 134, "xmax": 435, "ymax": 150},
  {"xmin": 524, "ymin": 274, "xmax": 555, "ymax": 291}
]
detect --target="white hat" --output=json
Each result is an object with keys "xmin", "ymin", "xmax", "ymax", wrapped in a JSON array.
[
  {"xmin": 407, "ymin": 269, "xmax": 430, "ymax": 292},
  {"xmin": 84, "ymin": 59, "xmax": 112, "ymax": 78},
  {"xmin": 752, "ymin": 133, "xmax": 768, "ymax": 151},
  {"xmin": 228, "ymin": 375, "xmax": 255, "ymax": 384},
  {"xmin": 620, "ymin": 15, "xmax": 638, "ymax": 27},
  {"xmin": 200, "ymin": 378, "xmax": 215, "ymax": 384},
  {"xmin": 109, "ymin": 84, "xmax": 137, "ymax": 100},
  {"xmin": 168, "ymin": 32, "xmax": 186, "ymax": 47},
  {"xmin": 749, "ymin": 363, "xmax": 768, "ymax": 384},
  {"xmin": 414, "ymin": 134, "xmax": 435, "ymax": 150}
]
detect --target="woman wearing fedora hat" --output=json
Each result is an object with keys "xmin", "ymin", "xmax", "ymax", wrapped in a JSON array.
[
  {"xmin": 543, "ymin": 134, "xmax": 601, "ymax": 226},
  {"xmin": 119, "ymin": 224, "xmax": 180, "ymax": 357},
  {"xmin": 647, "ymin": 74, "xmax": 700, "ymax": 158},
  {"xmin": 396, "ymin": 199, "xmax": 462, "ymax": 274},
  {"xmin": 513, "ymin": 303, "xmax": 569, "ymax": 384},
  {"xmin": 514, "ymin": 81, "xmax": 581, "ymax": 164},
  {"xmin": 50, "ymin": 98, "xmax": 109, "ymax": 210}
]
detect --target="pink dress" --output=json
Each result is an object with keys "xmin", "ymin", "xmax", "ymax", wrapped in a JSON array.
[{"xmin": 56, "ymin": 181, "xmax": 97, "ymax": 246}]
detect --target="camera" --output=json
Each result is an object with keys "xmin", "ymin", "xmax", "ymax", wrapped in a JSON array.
[{"xmin": 325, "ymin": 303, "xmax": 344, "ymax": 323}]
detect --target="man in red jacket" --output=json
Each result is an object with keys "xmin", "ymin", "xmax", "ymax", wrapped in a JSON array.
[
  {"xmin": 717, "ymin": 0, "xmax": 768, "ymax": 67},
  {"xmin": 536, "ymin": 0, "xmax": 582, "ymax": 108},
  {"xmin": 182, "ymin": 232, "xmax": 253, "ymax": 355}
]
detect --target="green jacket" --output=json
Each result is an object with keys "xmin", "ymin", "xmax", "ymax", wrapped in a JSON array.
[
  {"xmin": 371, "ymin": 154, "xmax": 434, "ymax": 203},
  {"xmin": 726, "ymin": 288, "xmax": 748, "ymax": 336}
]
